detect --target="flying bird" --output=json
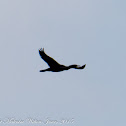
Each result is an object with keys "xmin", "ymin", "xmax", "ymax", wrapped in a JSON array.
[{"xmin": 39, "ymin": 48, "xmax": 86, "ymax": 72}]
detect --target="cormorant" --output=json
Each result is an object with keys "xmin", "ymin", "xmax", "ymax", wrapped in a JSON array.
[{"xmin": 39, "ymin": 48, "xmax": 86, "ymax": 72}]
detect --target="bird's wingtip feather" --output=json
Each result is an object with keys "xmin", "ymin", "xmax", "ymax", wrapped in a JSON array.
[{"xmin": 39, "ymin": 48, "xmax": 44, "ymax": 52}]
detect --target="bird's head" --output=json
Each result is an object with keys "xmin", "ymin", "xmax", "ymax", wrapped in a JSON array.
[{"xmin": 68, "ymin": 64, "xmax": 86, "ymax": 69}]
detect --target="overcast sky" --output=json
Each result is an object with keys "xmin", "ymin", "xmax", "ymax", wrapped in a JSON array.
[{"xmin": 0, "ymin": 0, "xmax": 126, "ymax": 126}]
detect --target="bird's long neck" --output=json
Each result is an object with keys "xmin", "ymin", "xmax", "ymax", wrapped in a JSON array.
[
  {"xmin": 68, "ymin": 65, "xmax": 77, "ymax": 69},
  {"xmin": 40, "ymin": 68, "xmax": 51, "ymax": 72}
]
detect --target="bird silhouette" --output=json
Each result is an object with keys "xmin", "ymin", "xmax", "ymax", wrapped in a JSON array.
[{"xmin": 39, "ymin": 48, "xmax": 86, "ymax": 72}]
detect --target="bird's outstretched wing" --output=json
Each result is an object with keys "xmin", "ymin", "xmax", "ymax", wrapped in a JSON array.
[{"xmin": 39, "ymin": 48, "xmax": 60, "ymax": 68}]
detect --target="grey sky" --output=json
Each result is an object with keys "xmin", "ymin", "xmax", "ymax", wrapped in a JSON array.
[{"xmin": 0, "ymin": 0, "xmax": 126, "ymax": 126}]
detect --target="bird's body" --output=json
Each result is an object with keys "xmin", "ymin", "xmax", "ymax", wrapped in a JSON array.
[{"xmin": 39, "ymin": 48, "xmax": 86, "ymax": 72}]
